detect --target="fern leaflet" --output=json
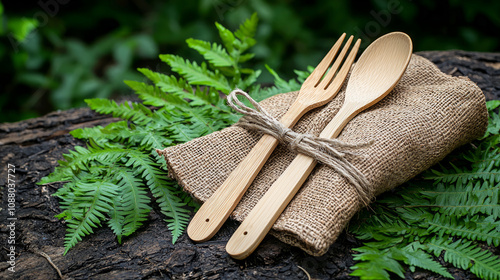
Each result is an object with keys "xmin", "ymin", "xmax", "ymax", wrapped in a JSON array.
[
  {"xmin": 61, "ymin": 181, "xmax": 117, "ymax": 255},
  {"xmin": 186, "ymin": 38, "xmax": 234, "ymax": 67},
  {"xmin": 350, "ymin": 100, "xmax": 500, "ymax": 279},
  {"xmin": 160, "ymin": 54, "xmax": 231, "ymax": 93},
  {"xmin": 426, "ymin": 238, "xmax": 500, "ymax": 280}
]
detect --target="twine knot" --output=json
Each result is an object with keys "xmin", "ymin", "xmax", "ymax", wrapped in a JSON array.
[{"xmin": 226, "ymin": 89, "xmax": 373, "ymax": 206}]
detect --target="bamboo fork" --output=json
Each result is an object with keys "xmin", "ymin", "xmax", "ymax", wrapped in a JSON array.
[
  {"xmin": 226, "ymin": 32, "xmax": 413, "ymax": 259},
  {"xmin": 187, "ymin": 34, "xmax": 361, "ymax": 242}
]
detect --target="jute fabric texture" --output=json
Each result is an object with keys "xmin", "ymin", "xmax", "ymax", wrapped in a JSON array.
[{"xmin": 157, "ymin": 55, "xmax": 488, "ymax": 256}]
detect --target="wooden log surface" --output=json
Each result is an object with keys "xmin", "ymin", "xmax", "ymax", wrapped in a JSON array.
[{"xmin": 0, "ymin": 51, "xmax": 499, "ymax": 279}]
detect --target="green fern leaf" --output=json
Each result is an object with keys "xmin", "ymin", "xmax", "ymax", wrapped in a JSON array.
[
  {"xmin": 53, "ymin": 181, "xmax": 77, "ymax": 214},
  {"xmin": 62, "ymin": 181, "xmax": 117, "ymax": 255},
  {"xmin": 166, "ymin": 122, "xmax": 207, "ymax": 143},
  {"xmin": 114, "ymin": 168, "xmax": 152, "ymax": 236},
  {"xmin": 38, "ymin": 164, "xmax": 73, "ymax": 184},
  {"xmin": 123, "ymin": 152, "xmax": 190, "ymax": 243},
  {"xmin": 159, "ymin": 54, "xmax": 231, "ymax": 93},
  {"xmin": 425, "ymin": 167, "xmax": 500, "ymax": 185},
  {"xmin": 156, "ymin": 93, "xmax": 223, "ymax": 134},
  {"xmin": 234, "ymin": 12, "xmax": 258, "ymax": 51},
  {"xmin": 135, "ymin": 68, "xmax": 193, "ymax": 95},
  {"xmin": 215, "ymin": 22, "xmax": 237, "ymax": 54},
  {"xmin": 62, "ymin": 141, "xmax": 129, "ymax": 172},
  {"xmin": 261, "ymin": 64, "xmax": 302, "ymax": 93},
  {"xmin": 40, "ymin": 141, "xmax": 128, "ymax": 184},
  {"xmin": 426, "ymin": 238, "xmax": 500, "ymax": 280},
  {"xmin": 426, "ymin": 213, "xmax": 500, "ymax": 247},
  {"xmin": 487, "ymin": 100, "xmax": 500, "ymax": 111},
  {"xmin": 186, "ymin": 38, "xmax": 234, "ymax": 67},
  {"xmin": 85, "ymin": 98, "xmax": 152, "ymax": 125},
  {"xmin": 108, "ymin": 200, "xmax": 124, "ymax": 244},
  {"xmin": 150, "ymin": 179, "xmax": 191, "ymax": 244},
  {"xmin": 402, "ymin": 244, "xmax": 453, "ymax": 278},
  {"xmin": 420, "ymin": 181, "xmax": 500, "ymax": 218},
  {"xmin": 351, "ymin": 246, "xmax": 406, "ymax": 280},
  {"xmin": 483, "ymin": 100, "xmax": 500, "ymax": 138},
  {"xmin": 138, "ymin": 129, "xmax": 172, "ymax": 150},
  {"xmin": 70, "ymin": 126, "xmax": 108, "ymax": 141},
  {"xmin": 124, "ymin": 80, "xmax": 171, "ymax": 108}
]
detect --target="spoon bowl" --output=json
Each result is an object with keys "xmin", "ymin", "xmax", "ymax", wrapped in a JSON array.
[{"xmin": 344, "ymin": 32, "xmax": 412, "ymax": 111}]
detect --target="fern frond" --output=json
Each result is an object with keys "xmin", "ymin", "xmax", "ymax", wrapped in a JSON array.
[
  {"xmin": 38, "ymin": 164, "xmax": 73, "ymax": 184},
  {"xmin": 61, "ymin": 140, "xmax": 129, "ymax": 172},
  {"xmin": 425, "ymin": 167, "xmax": 500, "ymax": 185},
  {"xmin": 41, "ymin": 13, "xmax": 268, "ymax": 255},
  {"xmin": 233, "ymin": 12, "xmax": 258, "ymax": 51},
  {"xmin": 401, "ymin": 246, "xmax": 453, "ymax": 278},
  {"xmin": 483, "ymin": 100, "xmax": 500, "ymax": 138},
  {"xmin": 165, "ymin": 122, "xmax": 208, "ymax": 143},
  {"xmin": 351, "ymin": 246, "xmax": 406, "ymax": 280},
  {"xmin": 40, "ymin": 140, "xmax": 127, "ymax": 184},
  {"xmin": 114, "ymin": 167, "xmax": 152, "ymax": 237},
  {"xmin": 136, "ymin": 67, "xmax": 193, "ymax": 95},
  {"xmin": 62, "ymin": 181, "xmax": 117, "ymax": 255},
  {"xmin": 138, "ymin": 129, "xmax": 172, "ymax": 150},
  {"xmin": 108, "ymin": 200, "xmax": 124, "ymax": 244},
  {"xmin": 158, "ymin": 94, "xmax": 223, "ymax": 134},
  {"xmin": 85, "ymin": 98, "xmax": 152, "ymax": 125},
  {"xmin": 159, "ymin": 54, "xmax": 231, "ymax": 93},
  {"xmin": 124, "ymin": 80, "xmax": 171, "ymax": 108},
  {"xmin": 215, "ymin": 22, "xmax": 237, "ymax": 54},
  {"xmin": 420, "ymin": 181, "xmax": 500, "ymax": 218},
  {"xmin": 186, "ymin": 38, "xmax": 234, "ymax": 67},
  {"xmin": 425, "ymin": 140, "xmax": 500, "ymax": 185},
  {"xmin": 53, "ymin": 181, "xmax": 77, "ymax": 213},
  {"xmin": 70, "ymin": 126, "xmax": 108, "ymax": 141},
  {"xmin": 426, "ymin": 238, "xmax": 500, "ymax": 280},
  {"xmin": 467, "ymin": 147, "xmax": 500, "ymax": 177},
  {"xmin": 123, "ymin": 152, "xmax": 190, "ymax": 243},
  {"xmin": 150, "ymin": 179, "xmax": 191, "ymax": 244},
  {"xmin": 110, "ymin": 123, "xmax": 172, "ymax": 150},
  {"xmin": 426, "ymin": 213, "xmax": 500, "ymax": 247}
]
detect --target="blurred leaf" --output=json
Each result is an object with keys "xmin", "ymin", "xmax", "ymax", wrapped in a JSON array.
[
  {"xmin": 17, "ymin": 72, "xmax": 55, "ymax": 88},
  {"xmin": 0, "ymin": 2, "xmax": 4, "ymax": 35},
  {"xmin": 130, "ymin": 34, "xmax": 158, "ymax": 58},
  {"xmin": 7, "ymin": 17, "xmax": 38, "ymax": 42}
]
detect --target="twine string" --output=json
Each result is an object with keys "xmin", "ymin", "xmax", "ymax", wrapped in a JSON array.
[{"xmin": 226, "ymin": 89, "xmax": 373, "ymax": 206}]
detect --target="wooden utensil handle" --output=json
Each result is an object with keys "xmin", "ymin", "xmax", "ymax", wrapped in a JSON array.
[
  {"xmin": 187, "ymin": 133, "xmax": 280, "ymax": 242},
  {"xmin": 226, "ymin": 105, "xmax": 357, "ymax": 259},
  {"xmin": 187, "ymin": 101, "xmax": 306, "ymax": 242},
  {"xmin": 226, "ymin": 153, "xmax": 317, "ymax": 259}
]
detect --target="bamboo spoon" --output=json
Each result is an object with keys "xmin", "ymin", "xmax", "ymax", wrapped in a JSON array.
[
  {"xmin": 187, "ymin": 34, "xmax": 361, "ymax": 242},
  {"xmin": 226, "ymin": 32, "xmax": 413, "ymax": 260}
]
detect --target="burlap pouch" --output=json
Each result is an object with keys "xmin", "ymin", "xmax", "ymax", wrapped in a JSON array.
[{"xmin": 157, "ymin": 54, "xmax": 488, "ymax": 256}]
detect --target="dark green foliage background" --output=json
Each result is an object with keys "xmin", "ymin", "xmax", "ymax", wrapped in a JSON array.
[{"xmin": 2, "ymin": 0, "xmax": 499, "ymax": 122}]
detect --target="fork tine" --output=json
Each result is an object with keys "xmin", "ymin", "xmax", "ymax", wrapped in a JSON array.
[
  {"xmin": 317, "ymin": 35, "xmax": 354, "ymax": 89},
  {"xmin": 327, "ymin": 38, "xmax": 361, "ymax": 89},
  {"xmin": 302, "ymin": 33, "xmax": 346, "ymax": 88}
]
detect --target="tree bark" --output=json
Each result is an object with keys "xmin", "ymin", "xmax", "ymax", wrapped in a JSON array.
[{"xmin": 0, "ymin": 51, "xmax": 498, "ymax": 280}]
